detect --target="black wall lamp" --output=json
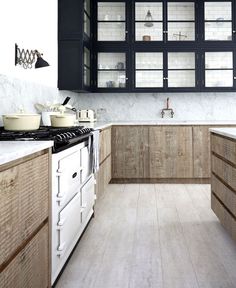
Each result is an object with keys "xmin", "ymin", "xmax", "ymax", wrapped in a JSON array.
[{"xmin": 15, "ymin": 43, "xmax": 50, "ymax": 69}]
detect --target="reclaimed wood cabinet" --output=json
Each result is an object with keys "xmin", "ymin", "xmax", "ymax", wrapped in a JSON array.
[
  {"xmin": 211, "ymin": 132, "xmax": 236, "ymax": 241},
  {"xmin": 112, "ymin": 126, "xmax": 149, "ymax": 179},
  {"xmin": 149, "ymin": 126, "xmax": 193, "ymax": 178},
  {"xmin": 96, "ymin": 127, "xmax": 112, "ymax": 200},
  {"xmin": 0, "ymin": 150, "xmax": 50, "ymax": 287}
]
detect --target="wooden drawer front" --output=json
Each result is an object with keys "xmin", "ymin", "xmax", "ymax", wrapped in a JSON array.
[
  {"xmin": 99, "ymin": 128, "xmax": 111, "ymax": 164},
  {"xmin": 211, "ymin": 134, "xmax": 236, "ymax": 165},
  {"xmin": 0, "ymin": 154, "xmax": 49, "ymax": 266},
  {"xmin": 211, "ymin": 194, "xmax": 236, "ymax": 241},
  {"xmin": 0, "ymin": 224, "xmax": 49, "ymax": 288},
  {"xmin": 212, "ymin": 155, "xmax": 236, "ymax": 191},
  {"xmin": 212, "ymin": 174, "xmax": 236, "ymax": 217}
]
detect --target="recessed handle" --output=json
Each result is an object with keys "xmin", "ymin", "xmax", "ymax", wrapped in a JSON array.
[{"xmin": 72, "ymin": 172, "xmax": 78, "ymax": 179}]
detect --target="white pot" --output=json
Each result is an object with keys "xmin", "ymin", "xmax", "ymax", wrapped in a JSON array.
[
  {"xmin": 50, "ymin": 114, "xmax": 76, "ymax": 127},
  {"xmin": 2, "ymin": 114, "xmax": 41, "ymax": 131}
]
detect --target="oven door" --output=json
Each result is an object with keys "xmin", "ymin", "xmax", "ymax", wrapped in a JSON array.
[
  {"xmin": 57, "ymin": 150, "xmax": 81, "ymax": 206},
  {"xmin": 57, "ymin": 192, "xmax": 82, "ymax": 257}
]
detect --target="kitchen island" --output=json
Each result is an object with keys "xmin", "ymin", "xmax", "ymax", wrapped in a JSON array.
[{"xmin": 210, "ymin": 128, "xmax": 236, "ymax": 241}]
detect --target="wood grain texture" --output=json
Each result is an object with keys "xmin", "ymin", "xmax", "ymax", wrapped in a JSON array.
[
  {"xmin": 149, "ymin": 126, "xmax": 193, "ymax": 178},
  {"xmin": 96, "ymin": 155, "xmax": 111, "ymax": 201},
  {"xmin": 0, "ymin": 224, "xmax": 49, "ymax": 288},
  {"xmin": 99, "ymin": 128, "xmax": 111, "ymax": 164},
  {"xmin": 193, "ymin": 126, "xmax": 211, "ymax": 178},
  {"xmin": 112, "ymin": 126, "xmax": 149, "ymax": 179},
  {"xmin": 0, "ymin": 154, "xmax": 49, "ymax": 266},
  {"xmin": 212, "ymin": 174, "xmax": 236, "ymax": 217},
  {"xmin": 211, "ymin": 133, "xmax": 236, "ymax": 165}
]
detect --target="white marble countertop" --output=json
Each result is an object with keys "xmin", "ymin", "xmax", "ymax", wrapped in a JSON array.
[
  {"xmin": 0, "ymin": 141, "xmax": 53, "ymax": 166},
  {"xmin": 83, "ymin": 120, "xmax": 236, "ymax": 130},
  {"xmin": 209, "ymin": 128, "xmax": 236, "ymax": 140}
]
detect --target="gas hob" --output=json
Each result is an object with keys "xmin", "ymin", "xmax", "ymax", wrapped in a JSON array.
[{"xmin": 0, "ymin": 126, "xmax": 94, "ymax": 153}]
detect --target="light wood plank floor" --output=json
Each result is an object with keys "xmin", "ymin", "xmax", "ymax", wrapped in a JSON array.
[{"xmin": 55, "ymin": 184, "xmax": 236, "ymax": 288}]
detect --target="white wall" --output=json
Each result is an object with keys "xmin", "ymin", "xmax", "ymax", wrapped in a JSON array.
[{"xmin": 0, "ymin": 0, "xmax": 57, "ymax": 87}]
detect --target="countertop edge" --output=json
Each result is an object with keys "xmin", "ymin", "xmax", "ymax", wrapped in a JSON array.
[
  {"xmin": 0, "ymin": 141, "xmax": 54, "ymax": 166},
  {"xmin": 210, "ymin": 128, "xmax": 236, "ymax": 140}
]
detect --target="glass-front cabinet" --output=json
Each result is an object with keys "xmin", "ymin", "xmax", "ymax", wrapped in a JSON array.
[
  {"xmin": 204, "ymin": 1, "xmax": 233, "ymax": 41},
  {"xmin": 97, "ymin": 52, "xmax": 127, "ymax": 89},
  {"xmin": 97, "ymin": 2, "xmax": 126, "ymax": 41},
  {"xmin": 58, "ymin": 0, "xmax": 236, "ymax": 92}
]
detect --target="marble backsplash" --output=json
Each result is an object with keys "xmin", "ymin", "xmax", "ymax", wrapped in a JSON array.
[{"xmin": 1, "ymin": 74, "xmax": 236, "ymax": 125}]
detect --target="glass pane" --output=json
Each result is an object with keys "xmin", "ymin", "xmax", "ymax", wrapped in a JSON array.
[
  {"xmin": 84, "ymin": 48, "xmax": 90, "ymax": 67},
  {"xmin": 168, "ymin": 22, "xmax": 195, "ymax": 41},
  {"xmin": 135, "ymin": 2, "xmax": 163, "ymax": 21},
  {"xmin": 168, "ymin": 53, "xmax": 195, "ymax": 69},
  {"xmin": 98, "ymin": 53, "xmax": 126, "ymax": 70},
  {"xmin": 168, "ymin": 2, "xmax": 195, "ymax": 21},
  {"xmin": 98, "ymin": 71, "xmax": 126, "ymax": 88},
  {"xmin": 205, "ymin": 70, "xmax": 233, "ymax": 87},
  {"xmin": 98, "ymin": 2, "xmax": 125, "ymax": 21},
  {"xmin": 84, "ymin": 13, "xmax": 90, "ymax": 36},
  {"xmin": 135, "ymin": 22, "xmax": 163, "ymax": 41},
  {"xmin": 205, "ymin": 22, "xmax": 232, "ymax": 41},
  {"xmin": 98, "ymin": 22, "xmax": 125, "ymax": 41},
  {"xmin": 205, "ymin": 52, "xmax": 233, "ymax": 69},
  {"xmin": 84, "ymin": 0, "xmax": 90, "ymax": 16},
  {"xmin": 84, "ymin": 67, "xmax": 90, "ymax": 86},
  {"xmin": 168, "ymin": 71, "xmax": 195, "ymax": 87},
  {"xmin": 136, "ymin": 53, "xmax": 163, "ymax": 69},
  {"xmin": 136, "ymin": 71, "xmax": 163, "ymax": 87},
  {"xmin": 205, "ymin": 2, "xmax": 232, "ymax": 21}
]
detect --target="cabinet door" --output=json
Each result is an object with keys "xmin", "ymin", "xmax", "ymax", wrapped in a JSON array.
[
  {"xmin": 99, "ymin": 128, "xmax": 111, "ymax": 164},
  {"xmin": 204, "ymin": 1, "xmax": 233, "ymax": 42},
  {"xmin": 97, "ymin": 52, "xmax": 128, "ymax": 89},
  {"xmin": 167, "ymin": 52, "xmax": 196, "ymax": 88},
  {"xmin": 112, "ymin": 126, "xmax": 149, "ymax": 178},
  {"xmin": 135, "ymin": 1, "xmax": 163, "ymax": 42},
  {"xmin": 149, "ymin": 126, "xmax": 193, "ymax": 178},
  {"xmin": 193, "ymin": 126, "xmax": 211, "ymax": 178},
  {"xmin": 167, "ymin": 1, "xmax": 196, "ymax": 42},
  {"xmin": 97, "ymin": 1, "xmax": 127, "ymax": 41},
  {"xmin": 204, "ymin": 51, "xmax": 234, "ymax": 88}
]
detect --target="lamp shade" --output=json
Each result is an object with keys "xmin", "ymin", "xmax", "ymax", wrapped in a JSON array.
[{"xmin": 35, "ymin": 56, "xmax": 50, "ymax": 68}]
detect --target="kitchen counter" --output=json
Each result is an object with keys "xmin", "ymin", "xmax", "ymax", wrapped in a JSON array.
[
  {"xmin": 210, "ymin": 128, "xmax": 236, "ymax": 140},
  {"xmin": 0, "ymin": 141, "xmax": 53, "ymax": 166},
  {"xmin": 84, "ymin": 120, "xmax": 236, "ymax": 131}
]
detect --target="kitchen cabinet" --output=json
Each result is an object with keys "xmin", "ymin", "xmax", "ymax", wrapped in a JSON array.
[
  {"xmin": 193, "ymin": 126, "xmax": 211, "ymax": 178},
  {"xmin": 112, "ymin": 126, "xmax": 149, "ymax": 179},
  {"xmin": 58, "ymin": 0, "xmax": 236, "ymax": 92},
  {"xmin": 211, "ymin": 131, "xmax": 236, "ymax": 241},
  {"xmin": 96, "ymin": 127, "xmax": 112, "ymax": 200},
  {"xmin": 149, "ymin": 126, "xmax": 193, "ymax": 178},
  {"xmin": 0, "ymin": 150, "xmax": 50, "ymax": 287},
  {"xmin": 58, "ymin": 0, "xmax": 92, "ymax": 91}
]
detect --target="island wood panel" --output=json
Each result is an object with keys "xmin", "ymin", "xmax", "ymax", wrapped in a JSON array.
[
  {"xmin": 112, "ymin": 126, "xmax": 149, "ymax": 179},
  {"xmin": 99, "ymin": 128, "xmax": 111, "ymax": 164},
  {"xmin": 211, "ymin": 174, "xmax": 236, "ymax": 216},
  {"xmin": 96, "ymin": 155, "xmax": 111, "ymax": 200},
  {"xmin": 193, "ymin": 126, "xmax": 211, "ymax": 178},
  {"xmin": 211, "ymin": 133, "xmax": 236, "ymax": 165},
  {"xmin": 149, "ymin": 126, "xmax": 193, "ymax": 178}
]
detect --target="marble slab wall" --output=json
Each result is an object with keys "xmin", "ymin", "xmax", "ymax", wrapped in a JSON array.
[{"xmin": 1, "ymin": 74, "xmax": 236, "ymax": 125}]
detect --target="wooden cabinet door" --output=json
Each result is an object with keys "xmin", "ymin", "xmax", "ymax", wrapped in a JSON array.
[
  {"xmin": 149, "ymin": 126, "xmax": 193, "ymax": 178},
  {"xmin": 99, "ymin": 128, "xmax": 111, "ymax": 164},
  {"xmin": 112, "ymin": 126, "xmax": 149, "ymax": 179},
  {"xmin": 193, "ymin": 126, "xmax": 210, "ymax": 178}
]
